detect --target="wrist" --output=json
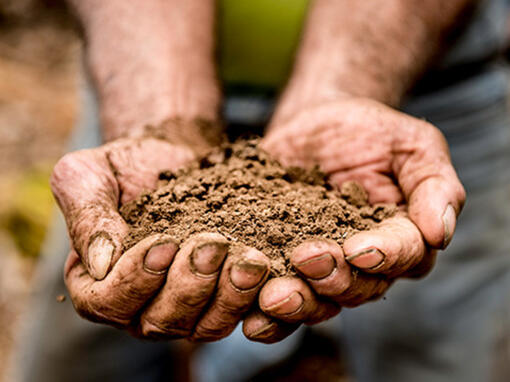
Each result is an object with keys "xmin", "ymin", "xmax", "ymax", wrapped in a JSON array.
[
  {"xmin": 271, "ymin": 74, "xmax": 353, "ymax": 126},
  {"xmin": 73, "ymin": 0, "xmax": 221, "ymax": 143},
  {"xmin": 272, "ymin": 54, "xmax": 407, "ymax": 126},
  {"xmin": 86, "ymin": 33, "xmax": 222, "ymax": 143},
  {"xmin": 272, "ymin": 0, "xmax": 442, "ymax": 125},
  {"xmin": 93, "ymin": 63, "xmax": 222, "ymax": 144},
  {"xmin": 120, "ymin": 118, "xmax": 225, "ymax": 157}
]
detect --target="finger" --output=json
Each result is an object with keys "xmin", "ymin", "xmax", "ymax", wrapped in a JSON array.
[
  {"xmin": 403, "ymin": 249, "xmax": 438, "ymax": 279},
  {"xmin": 65, "ymin": 234, "xmax": 178, "ymax": 326},
  {"xmin": 104, "ymin": 138, "xmax": 195, "ymax": 204},
  {"xmin": 329, "ymin": 166, "xmax": 404, "ymax": 204},
  {"xmin": 191, "ymin": 245, "xmax": 270, "ymax": 342},
  {"xmin": 408, "ymin": 177, "xmax": 465, "ymax": 249},
  {"xmin": 290, "ymin": 239, "xmax": 352, "ymax": 297},
  {"xmin": 395, "ymin": 123, "xmax": 466, "ymax": 249},
  {"xmin": 243, "ymin": 309, "xmax": 300, "ymax": 344},
  {"xmin": 259, "ymin": 276, "xmax": 340, "ymax": 325},
  {"xmin": 289, "ymin": 239, "xmax": 391, "ymax": 306},
  {"xmin": 140, "ymin": 233, "xmax": 229, "ymax": 339},
  {"xmin": 343, "ymin": 214, "xmax": 426, "ymax": 277},
  {"xmin": 51, "ymin": 148, "xmax": 128, "ymax": 280},
  {"xmin": 333, "ymin": 271, "xmax": 392, "ymax": 307}
]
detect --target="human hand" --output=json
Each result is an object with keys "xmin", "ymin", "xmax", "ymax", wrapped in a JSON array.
[
  {"xmin": 52, "ymin": 136, "xmax": 270, "ymax": 341},
  {"xmin": 241, "ymin": 97, "xmax": 465, "ymax": 342}
]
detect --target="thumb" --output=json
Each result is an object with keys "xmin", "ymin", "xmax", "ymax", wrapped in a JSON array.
[
  {"xmin": 395, "ymin": 122, "xmax": 465, "ymax": 249},
  {"xmin": 51, "ymin": 147, "xmax": 128, "ymax": 280}
]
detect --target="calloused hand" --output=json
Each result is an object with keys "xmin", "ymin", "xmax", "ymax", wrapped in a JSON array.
[
  {"xmin": 52, "ymin": 136, "xmax": 270, "ymax": 341},
  {"xmin": 241, "ymin": 97, "xmax": 465, "ymax": 343}
]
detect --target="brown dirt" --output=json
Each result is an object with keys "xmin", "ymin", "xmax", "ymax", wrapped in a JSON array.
[{"xmin": 121, "ymin": 139, "xmax": 395, "ymax": 276}]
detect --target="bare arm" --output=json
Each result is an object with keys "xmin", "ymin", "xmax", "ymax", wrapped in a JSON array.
[
  {"xmin": 68, "ymin": 0, "xmax": 221, "ymax": 147},
  {"xmin": 273, "ymin": 0, "xmax": 476, "ymax": 122}
]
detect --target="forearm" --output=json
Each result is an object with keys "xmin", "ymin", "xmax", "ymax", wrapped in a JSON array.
[
  {"xmin": 68, "ymin": 0, "xmax": 221, "ymax": 144},
  {"xmin": 274, "ymin": 0, "xmax": 476, "ymax": 122}
]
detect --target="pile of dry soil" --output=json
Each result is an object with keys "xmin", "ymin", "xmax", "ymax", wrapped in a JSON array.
[{"xmin": 120, "ymin": 139, "xmax": 395, "ymax": 276}]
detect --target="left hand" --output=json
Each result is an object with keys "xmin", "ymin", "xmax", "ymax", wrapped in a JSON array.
[
  {"xmin": 241, "ymin": 97, "xmax": 465, "ymax": 343},
  {"xmin": 52, "ymin": 136, "xmax": 270, "ymax": 342}
]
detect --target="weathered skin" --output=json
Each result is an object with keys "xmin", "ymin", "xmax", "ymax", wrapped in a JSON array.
[
  {"xmin": 241, "ymin": 0, "xmax": 471, "ymax": 342},
  {"xmin": 53, "ymin": 137, "xmax": 271, "ymax": 341},
  {"xmin": 55, "ymin": 0, "xmax": 470, "ymax": 343},
  {"xmin": 243, "ymin": 98, "xmax": 465, "ymax": 341}
]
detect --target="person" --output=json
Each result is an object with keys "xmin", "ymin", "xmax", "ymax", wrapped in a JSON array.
[{"xmin": 12, "ymin": 0, "xmax": 510, "ymax": 381}]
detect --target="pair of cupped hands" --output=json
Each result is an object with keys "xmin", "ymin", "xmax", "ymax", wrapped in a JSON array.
[{"xmin": 51, "ymin": 97, "xmax": 465, "ymax": 343}]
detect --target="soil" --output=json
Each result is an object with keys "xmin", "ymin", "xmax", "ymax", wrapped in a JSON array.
[{"xmin": 121, "ymin": 139, "xmax": 396, "ymax": 276}]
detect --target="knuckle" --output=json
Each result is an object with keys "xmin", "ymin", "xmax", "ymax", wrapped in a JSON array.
[
  {"xmin": 333, "ymin": 288, "xmax": 360, "ymax": 306},
  {"xmin": 50, "ymin": 152, "xmax": 78, "ymax": 193},
  {"xmin": 140, "ymin": 318, "xmax": 190, "ymax": 339},
  {"xmin": 456, "ymin": 185, "xmax": 467, "ymax": 206},
  {"xmin": 304, "ymin": 304, "xmax": 340, "ymax": 325},
  {"xmin": 87, "ymin": 294, "xmax": 131, "ymax": 327},
  {"xmin": 425, "ymin": 122, "xmax": 447, "ymax": 144},
  {"xmin": 192, "ymin": 321, "xmax": 233, "ymax": 342},
  {"xmin": 175, "ymin": 290, "xmax": 211, "ymax": 310},
  {"xmin": 71, "ymin": 294, "xmax": 94, "ymax": 320},
  {"xmin": 311, "ymin": 271, "xmax": 352, "ymax": 298},
  {"xmin": 69, "ymin": 282, "xmax": 135, "ymax": 327},
  {"xmin": 341, "ymin": 279, "xmax": 389, "ymax": 307},
  {"xmin": 71, "ymin": 293, "xmax": 125, "ymax": 327},
  {"xmin": 215, "ymin": 297, "xmax": 246, "ymax": 316}
]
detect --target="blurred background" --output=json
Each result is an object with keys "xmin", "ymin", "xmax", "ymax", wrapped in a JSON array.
[
  {"xmin": 0, "ymin": 1, "xmax": 78, "ymax": 379},
  {"xmin": 1, "ymin": 1, "xmax": 510, "ymax": 381}
]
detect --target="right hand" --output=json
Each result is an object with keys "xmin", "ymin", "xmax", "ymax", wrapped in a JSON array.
[
  {"xmin": 52, "ymin": 136, "xmax": 270, "ymax": 341},
  {"xmin": 241, "ymin": 97, "xmax": 466, "ymax": 343}
]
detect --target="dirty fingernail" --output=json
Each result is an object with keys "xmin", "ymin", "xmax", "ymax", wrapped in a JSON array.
[
  {"xmin": 442, "ymin": 204, "xmax": 457, "ymax": 249},
  {"xmin": 191, "ymin": 242, "xmax": 229, "ymax": 275},
  {"xmin": 248, "ymin": 322, "xmax": 277, "ymax": 339},
  {"xmin": 346, "ymin": 248, "xmax": 385, "ymax": 269},
  {"xmin": 88, "ymin": 234, "xmax": 114, "ymax": 280},
  {"xmin": 294, "ymin": 253, "xmax": 335, "ymax": 279},
  {"xmin": 230, "ymin": 259, "xmax": 268, "ymax": 290},
  {"xmin": 264, "ymin": 291, "xmax": 303, "ymax": 315},
  {"xmin": 144, "ymin": 241, "xmax": 178, "ymax": 274}
]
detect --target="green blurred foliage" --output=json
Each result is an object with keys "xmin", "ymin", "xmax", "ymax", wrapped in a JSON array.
[
  {"xmin": 219, "ymin": 0, "xmax": 309, "ymax": 89},
  {"xmin": 0, "ymin": 165, "xmax": 55, "ymax": 257}
]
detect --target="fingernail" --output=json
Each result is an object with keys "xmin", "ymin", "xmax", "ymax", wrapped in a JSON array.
[
  {"xmin": 144, "ymin": 241, "xmax": 178, "ymax": 274},
  {"xmin": 346, "ymin": 248, "xmax": 385, "ymax": 269},
  {"xmin": 264, "ymin": 291, "xmax": 303, "ymax": 315},
  {"xmin": 88, "ymin": 234, "xmax": 114, "ymax": 280},
  {"xmin": 294, "ymin": 253, "xmax": 335, "ymax": 280},
  {"xmin": 191, "ymin": 242, "xmax": 229, "ymax": 275},
  {"xmin": 249, "ymin": 322, "xmax": 277, "ymax": 339},
  {"xmin": 230, "ymin": 259, "xmax": 268, "ymax": 290},
  {"xmin": 442, "ymin": 204, "xmax": 457, "ymax": 249}
]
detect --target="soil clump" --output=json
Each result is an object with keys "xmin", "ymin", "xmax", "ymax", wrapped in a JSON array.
[{"xmin": 120, "ymin": 139, "xmax": 396, "ymax": 276}]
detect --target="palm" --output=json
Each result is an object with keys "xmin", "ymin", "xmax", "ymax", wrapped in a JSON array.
[{"xmin": 103, "ymin": 137, "xmax": 197, "ymax": 204}]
